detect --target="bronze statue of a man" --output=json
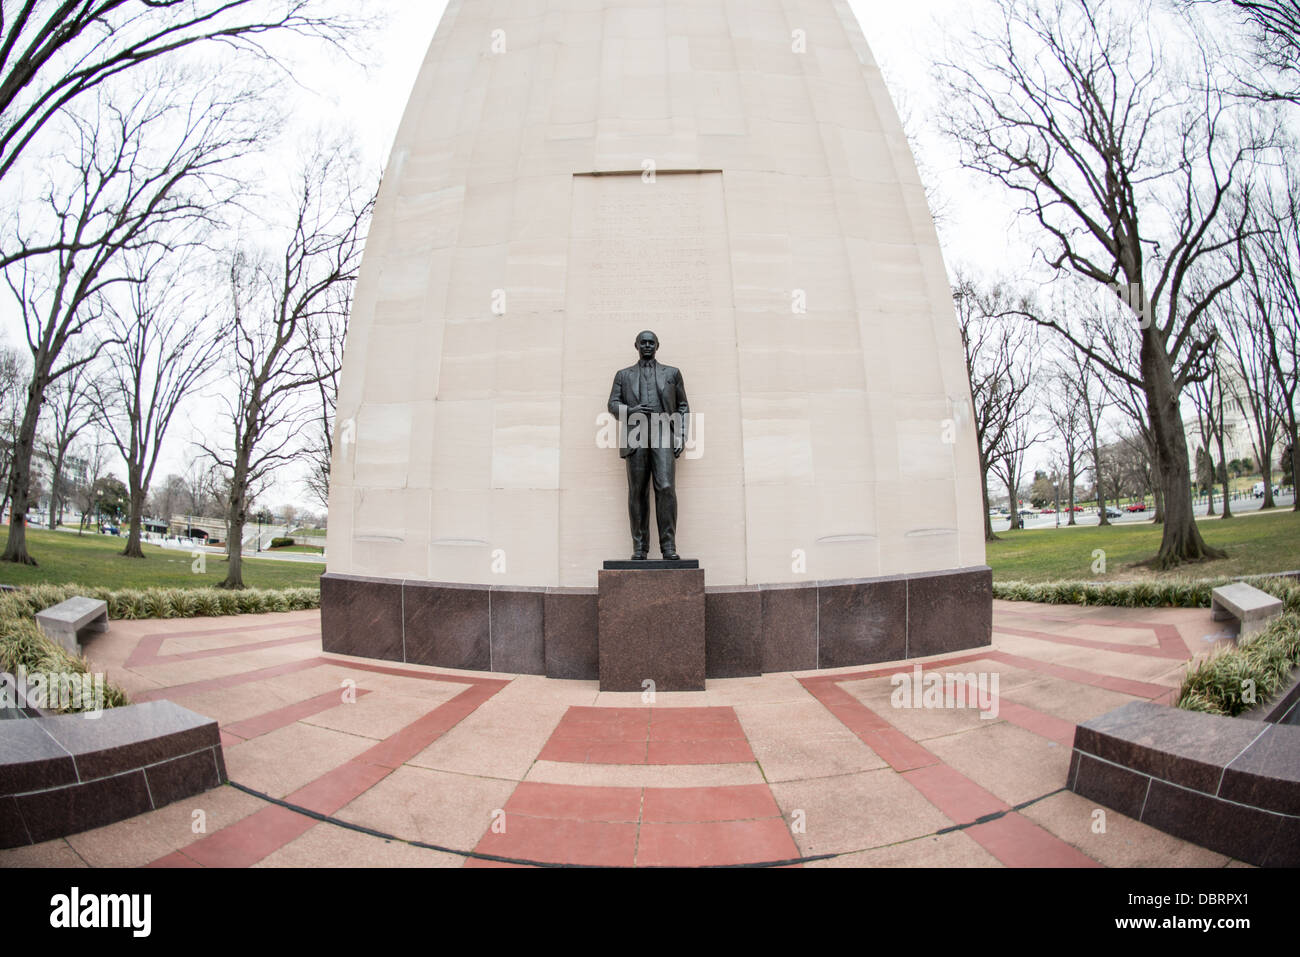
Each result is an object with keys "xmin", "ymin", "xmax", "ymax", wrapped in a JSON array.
[{"xmin": 608, "ymin": 331, "xmax": 689, "ymax": 561}]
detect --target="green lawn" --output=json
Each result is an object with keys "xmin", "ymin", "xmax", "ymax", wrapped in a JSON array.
[
  {"xmin": 987, "ymin": 509, "xmax": 1300, "ymax": 583},
  {"xmin": 268, "ymin": 545, "xmax": 326, "ymax": 555},
  {"xmin": 0, "ymin": 528, "xmax": 324, "ymax": 590}
]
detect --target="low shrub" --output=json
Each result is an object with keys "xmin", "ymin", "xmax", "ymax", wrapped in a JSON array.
[
  {"xmin": 0, "ymin": 584, "xmax": 321, "ymax": 715},
  {"xmin": 1178, "ymin": 613, "xmax": 1300, "ymax": 717},
  {"xmin": 993, "ymin": 576, "xmax": 1300, "ymax": 612},
  {"xmin": 269, "ymin": 537, "xmax": 295, "ymax": 549}
]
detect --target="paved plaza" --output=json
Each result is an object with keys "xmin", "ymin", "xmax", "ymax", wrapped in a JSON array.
[{"xmin": 0, "ymin": 602, "xmax": 1253, "ymax": 868}]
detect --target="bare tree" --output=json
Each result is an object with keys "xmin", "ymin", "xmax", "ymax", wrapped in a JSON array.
[
  {"xmin": 90, "ymin": 250, "xmax": 225, "ymax": 558},
  {"xmin": 954, "ymin": 272, "xmax": 1040, "ymax": 541},
  {"xmin": 0, "ymin": 74, "xmax": 261, "ymax": 565},
  {"xmin": 1046, "ymin": 362, "xmax": 1088, "ymax": 525},
  {"xmin": 1253, "ymin": 166, "xmax": 1300, "ymax": 511},
  {"xmin": 937, "ymin": 0, "xmax": 1270, "ymax": 567},
  {"xmin": 1060, "ymin": 345, "xmax": 1115, "ymax": 525},
  {"xmin": 0, "ymin": 0, "xmax": 367, "ymax": 204},
  {"xmin": 0, "ymin": 345, "xmax": 27, "ymax": 519},
  {"xmin": 201, "ymin": 141, "xmax": 373, "ymax": 588},
  {"xmin": 1221, "ymin": 254, "xmax": 1285, "ymax": 508},
  {"xmin": 302, "ymin": 260, "xmax": 350, "ymax": 511},
  {"xmin": 1190, "ymin": 340, "xmax": 1235, "ymax": 520},
  {"xmin": 993, "ymin": 413, "xmax": 1049, "ymax": 533},
  {"xmin": 40, "ymin": 358, "xmax": 94, "ymax": 528},
  {"xmin": 1195, "ymin": 0, "xmax": 1300, "ymax": 101}
]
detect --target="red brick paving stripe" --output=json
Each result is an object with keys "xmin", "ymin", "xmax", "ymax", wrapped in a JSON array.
[
  {"xmin": 505, "ymin": 782, "xmax": 643, "ymax": 822},
  {"xmin": 474, "ymin": 817, "xmax": 639, "ymax": 867},
  {"xmin": 902, "ymin": 764, "xmax": 1010, "ymax": 826},
  {"xmin": 636, "ymin": 819, "xmax": 800, "ymax": 867},
  {"xmin": 287, "ymin": 759, "xmax": 395, "ymax": 817},
  {"xmin": 965, "ymin": 812, "xmax": 1102, "ymax": 868},
  {"xmin": 133, "ymin": 658, "xmax": 324, "ymax": 702},
  {"xmin": 147, "ymin": 668, "xmax": 509, "ymax": 867},
  {"xmin": 222, "ymin": 688, "xmax": 372, "ymax": 743},
  {"xmin": 178, "ymin": 805, "xmax": 317, "ymax": 868},
  {"xmin": 319, "ymin": 657, "xmax": 511, "ymax": 688},
  {"xmin": 149, "ymin": 633, "xmax": 320, "ymax": 665},
  {"xmin": 145, "ymin": 851, "xmax": 203, "ymax": 868},
  {"xmin": 857, "ymin": 728, "xmax": 940, "ymax": 771},
  {"xmin": 646, "ymin": 738, "xmax": 756, "ymax": 765},
  {"xmin": 798, "ymin": 677, "xmax": 938, "ymax": 770},
  {"xmin": 986, "ymin": 650, "xmax": 1170, "ymax": 699},
  {"xmin": 992, "ymin": 697, "xmax": 1078, "ymax": 746},
  {"xmin": 125, "ymin": 620, "xmax": 317, "ymax": 667},
  {"xmin": 355, "ymin": 689, "xmax": 488, "ymax": 769},
  {"xmin": 993, "ymin": 624, "xmax": 1185, "ymax": 659},
  {"xmin": 802, "ymin": 653, "xmax": 994, "ymax": 687},
  {"xmin": 641, "ymin": 785, "xmax": 781, "ymax": 823},
  {"xmin": 538, "ymin": 706, "xmax": 756, "ymax": 765}
]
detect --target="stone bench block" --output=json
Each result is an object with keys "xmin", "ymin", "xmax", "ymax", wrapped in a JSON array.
[
  {"xmin": 34, "ymin": 597, "xmax": 109, "ymax": 656},
  {"xmin": 1211, "ymin": 584, "xmax": 1284, "ymax": 641}
]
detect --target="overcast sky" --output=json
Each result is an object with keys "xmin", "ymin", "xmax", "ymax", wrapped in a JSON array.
[{"xmin": 0, "ymin": 0, "xmax": 1091, "ymax": 517}]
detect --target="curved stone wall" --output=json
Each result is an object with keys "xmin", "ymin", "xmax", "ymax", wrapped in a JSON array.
[{"xmin": 326, "ymin": 0, "xmax": 985, "ymax": 592}]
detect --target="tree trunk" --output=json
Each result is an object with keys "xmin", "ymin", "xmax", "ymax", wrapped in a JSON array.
[
  {"xmin": 220, "ymin": 464, "xmax": 249, "ymax": 590},
  {"xmin": 1006, "ymin": 475, "xmax": 1019, "ymax": 531},
  {"xmin": 980, "ymin": 453, "xmax": 999, "ymax": 542},
  {"xmin": 1143, "ymin": 338, "xmax": 1222, "ymax": 568},
  {"xmin": 1261, "ymin": 456, "xmax": 1275, "ymax": 510},
  {"xmin": 1067, "ymin": 461, "xmax": 1077, "ymax": 526},
  {"xmin": 1094, "ymin": 445, "xmax": 1109, "ymax": 526},
  {"xmin": 1, "ymin": 386, "xmax": 44, "ymax": 565},
  {"xmin": 47, "ymin": 444, "xmax": 67, "ymax": 531},
  {"xmin": 123, "ymin": 481, "xmax": 146, "ymax": 558},
  {"xmin": 1207, "ymin": 473, "xmax": 1217, "ymax": 518}
]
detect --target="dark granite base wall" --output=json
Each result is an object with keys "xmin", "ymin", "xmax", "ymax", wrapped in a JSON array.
[
  {"xmin": 321, "ymin": 566, "xmax": 993, "ymax": 681},
  {"xmin": 1069, "ymin": 701, "xmax": 1300, "ymax": 867},
  {"xmin": 0, "ymin": 700, "xmax": 227, "ymax": 850}
]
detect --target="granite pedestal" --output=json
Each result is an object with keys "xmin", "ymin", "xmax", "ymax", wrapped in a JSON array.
[{"xmin": 598, "ymin": 568, "xmax": 706, "ymax": 692}]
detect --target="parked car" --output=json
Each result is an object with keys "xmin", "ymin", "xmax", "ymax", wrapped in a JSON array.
[
  {"xmin": 1103, "ymin": 508, "xmax": 1123, "ymax": 519},
  {"xmin": 1040, "ymin": 508, "xmax": 1056, "ymax": 515},
  {"xmin": 100, "ymin": 524, "xmax": 119, "ymax": 536},
  {"xmin": 1125, "ymin": 504, "xmax": 1147, "ymax": 513}
]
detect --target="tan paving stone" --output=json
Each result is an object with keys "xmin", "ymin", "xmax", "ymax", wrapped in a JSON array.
[
  {"xmin": 302, "ymin": 690, "xmax": 456, "ymax": 740},
  {"xmin": 736, "ymin": 700, "xmax": 888, "ymax": 782},
  {"xmin": 926, "ymin": 722, "xmax": 1074, "ymax": 807},
  {"xmin": 65, "ymin": 785, "xmax": 267, "ymax": 867},
  {"xmin": 335, "ymin": 764, "xmax": 516, "ymax": 852},
  {"xmin": 223, "ymin": 722, "xmax": 375, "ymax": 798},
  {"xmin": 1000, "ymin": 674, "xmax": 1138, "ymax": 725},
  {"xmin": 992, "ymin": 632, "xmax": 1178, "ymax": 684},
  {"xmin": 1019, "ymin": 791, "xmax": 1233, "ymax": 868},
  {"xmin": 0, "ymin": 839, "xmax": 87, "ymax": 868},
  {"xmin": 842, "ymin": 670, "xmax": 1007, "ymax": 741},
  {"xmin": 703, "ymin": 674, "xmax": 812, "ymax": 706},
  {"xmin": 253, "ymin": 821, "xmax": 462, "ymax": 868},
  {"xmin": 807, "ymin": 830, "xmax": 1002, "ymax": 868},
  {"xmin": 407, "ymin": 697, "xmax": 569, "ymax": 780},
  {"xmin": 770, "ymin": 768, "xmax": 954, "ymax": 856}
]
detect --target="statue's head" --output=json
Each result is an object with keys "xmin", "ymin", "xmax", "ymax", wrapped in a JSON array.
[{"xmin": 636, "ymin": 331, "xmax": 659, "ymax": 361}]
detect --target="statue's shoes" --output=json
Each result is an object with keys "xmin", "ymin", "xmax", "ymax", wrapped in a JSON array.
[
  {"xmin": 631, "ymin": 553, "xmax": 648, "ymax": 561},
  {"xmin": 662, "ymin": 553, "xmax": 680, "ymax": 561}
]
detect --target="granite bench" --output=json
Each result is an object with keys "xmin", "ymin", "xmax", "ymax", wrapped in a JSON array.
[
  {"xmin": 34, "ymin": 597, "xmax": 109, "ymax": 656},
  {"xmin": 1212, "ymin": 583, "xmax": 1284, "ymax": 641}
]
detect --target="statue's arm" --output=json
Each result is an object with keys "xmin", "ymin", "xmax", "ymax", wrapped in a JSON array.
[
  {"xmin": 675, "ymin": 370, "xmax": 689, "ymax": 416},
  {"xmin": 608, "ymin": 371, "xmax": 626, "ymax": 419}
]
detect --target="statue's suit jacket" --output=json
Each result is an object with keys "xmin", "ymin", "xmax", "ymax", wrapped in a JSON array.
[{"xmin": 608, "ymin": 362, "xmax": 690, "ymax": 460}]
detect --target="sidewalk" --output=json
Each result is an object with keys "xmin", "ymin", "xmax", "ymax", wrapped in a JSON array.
[{"xmin": 0, "ymin": 601, "xmax": 1249, "ymax": 868}]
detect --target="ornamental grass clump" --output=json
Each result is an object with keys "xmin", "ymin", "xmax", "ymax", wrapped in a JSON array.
[
  {"xmin": 0, "ymin": 584, "xmax": 321, "ymax": 715},
  {"xmin": 1178, "ymin": 613, "xmax": 1300, "ymax": 718}
]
